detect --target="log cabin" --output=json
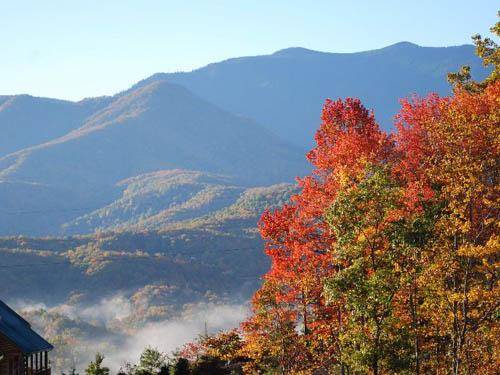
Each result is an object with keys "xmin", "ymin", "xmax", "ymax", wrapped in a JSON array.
[{"xmin": 0, "ymin": 300, "xmax": 53, "ymax": 375}]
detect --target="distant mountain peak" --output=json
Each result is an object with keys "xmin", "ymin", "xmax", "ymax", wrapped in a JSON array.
[
  {"xmin": 384, "ymin": 41, "xmax": 421, "ymax": 49},
  {"xmin": 273, "ymin": 42, "xmax": 422, "ymax": 57},
  {"xmin": 122, "ymin": 79, "xmax": 185, "ymax": 100},
  {"xmin": 272, "ymin": 47, "xmax": 319, "ymax": 57}
]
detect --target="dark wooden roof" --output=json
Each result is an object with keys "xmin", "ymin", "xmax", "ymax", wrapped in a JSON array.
[{"xmin": 0, "ymin": 300, "xmax": 53, "ymax": 354}]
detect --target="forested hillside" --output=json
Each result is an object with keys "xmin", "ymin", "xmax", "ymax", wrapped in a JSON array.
[
  {"xmin": 0, "ymin": 82, "xmax": 305, "ymax": 235},
  {"xmin": 0, "ymin": 181, "xmax": 297, "ymax": 302}
]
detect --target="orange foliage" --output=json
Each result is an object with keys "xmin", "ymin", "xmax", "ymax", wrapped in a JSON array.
[{"xmin": 241, "ymin": 80, "xmax": 498, "ymax": 374}]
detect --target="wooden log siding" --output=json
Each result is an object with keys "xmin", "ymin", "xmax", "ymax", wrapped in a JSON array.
[
  {"xmin": 0, "ymin": 334, "xmax": 50, "ymax": 375},
  {"xmin": 0, "ymin": 300, "xmax": 53, "ymax": 375},
  {"xmin": 0, "ymin": 332, "xmax": 22, "ymax": 375}
]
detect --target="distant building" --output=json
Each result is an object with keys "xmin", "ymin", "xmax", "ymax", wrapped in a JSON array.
[{"xmin": 0, "ymin": 300, "xmax": 53, "ymax": 375}]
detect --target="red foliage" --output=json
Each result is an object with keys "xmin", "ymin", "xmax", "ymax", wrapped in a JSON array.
[
  {"xmin": 245, "ymin": 97, "xmax": 393, "ymax": 370},
  {"xmin": 243, "ymin": 80, "xmax": 499, "ymax": 373}
]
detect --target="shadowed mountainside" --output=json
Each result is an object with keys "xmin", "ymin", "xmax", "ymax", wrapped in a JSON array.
[{"xmin": 0, "ymin": 81, "xmax": 306, "ymax": 188}]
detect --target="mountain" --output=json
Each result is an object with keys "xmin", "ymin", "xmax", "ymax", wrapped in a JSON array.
[
  {"xmin": 134, "ymin": 42, "xmax": 490, "ymax": 147},
  {"xmin": 0, "ymin": 95, "xmax": 112, "ymax": 157},
  {"xmin": 0, "ymin": 42, "xmax": 490, "ymax": 236},
  {"xmin": 62, "ymin": 169, "xmax": 296, "ymax": 234},
  {"xmin": 0, "ymin": 82, "xmax": 306, "ymax": 235}
]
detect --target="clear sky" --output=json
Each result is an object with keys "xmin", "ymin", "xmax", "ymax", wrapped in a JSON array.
[{"xmin": 1, "ymin": 0, "xmax": 498, "ymax": 101}]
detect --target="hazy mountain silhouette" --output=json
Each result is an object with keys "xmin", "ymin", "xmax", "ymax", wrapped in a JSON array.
[
  {"xmin": 0, "ymin": 95, "xmax": 112, "ymax": 157},
  {"xmin": 134, "ymin": 42, "xmax": 489, "ymax": 147},
  {"xmin": 0, "ymin": 81, "xmax": 305, "ymax": 186},
  {"xmin": 0, "ymin": 81, "xmax": 306, "ymax": 235}
]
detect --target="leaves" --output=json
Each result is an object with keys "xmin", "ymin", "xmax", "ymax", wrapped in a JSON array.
[{"xmin": 239, "ymin": 37, "xmax": 499, "ymax": 373}]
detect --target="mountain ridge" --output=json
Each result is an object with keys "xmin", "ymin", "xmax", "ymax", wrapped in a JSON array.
[
  {"xmin": 0, "ymin": 94, "xmax": 113, "ymax": 157},
  {"xmin": 0, "ymin": 81, "xmax": 307, "ymax": 235},
  {"xmin": 130, "ymin": 43, "xmax": 489, "ymax": 147}
]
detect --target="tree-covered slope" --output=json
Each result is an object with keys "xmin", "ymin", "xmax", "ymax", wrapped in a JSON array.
[
  {"xmin": 62, "ymin": 170, "xmax": 296, "ymax": 235},
  {"xmin": 0, "ymin": 175, "xmax": 295, "ymax": 302}
]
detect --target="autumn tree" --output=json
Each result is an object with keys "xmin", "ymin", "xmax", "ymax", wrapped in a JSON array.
[
  {"xmin": 395, "ymin": 79, "xmax": 499, "ymax": 374},
  {"xmin": 238, "ymin": 16, "xmax": 499, "ymax": 375},
  {"xmin": 242, "ymin": 279, "xmax": 307, "ymax": 374},
  {"xmin": 178, "ymin": 329, "xmax": 247, "ymax": 374},
  {"xmin": 241, "ymin": 97, "xmax": 394, "ymax": 374},
  {"xmin": 324, "ymin": 165, "xmax": 414, "ymax": 374}
]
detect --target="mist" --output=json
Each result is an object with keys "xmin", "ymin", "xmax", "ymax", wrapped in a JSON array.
[
  {"xmin": 15, "ymin": 294, "xmax": 133, "ymax": 325},
  {"xmin": 105, "ymin": 304, "xmax": 248, "ymax": 370},
  {"xmin": 13, "ymin": 297, "xmax": 248, "ymax": 373}
]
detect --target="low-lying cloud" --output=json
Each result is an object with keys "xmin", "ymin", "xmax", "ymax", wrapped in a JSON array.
[
  {"xmin": 106, "ymin": 304, "xmax": 248, "ymax": 370},
  {"xmin": 13, "ymin": 298, "xmax": 248, "ymax": 373},
  {"xmin": 15, "ymin": 294, "xmax": 133, "ymax": 324}
]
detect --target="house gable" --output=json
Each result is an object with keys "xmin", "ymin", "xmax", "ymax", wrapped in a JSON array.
[{"xmin": 0, "ymin": 300, "xmax": 53, "ymax": 354}]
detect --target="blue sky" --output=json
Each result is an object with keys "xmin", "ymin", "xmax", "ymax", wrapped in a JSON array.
[{"xmin": 1, "ymin": 0, "xmax": 498, "ymax": 100}]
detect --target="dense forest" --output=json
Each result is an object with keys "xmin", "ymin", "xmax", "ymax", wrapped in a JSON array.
[{"xmin": 80, "ymin": 19, "xmax": 500, "ymax": 375}]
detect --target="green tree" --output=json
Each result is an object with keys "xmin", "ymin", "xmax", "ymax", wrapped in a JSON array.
[
  {"xmin": 324, "ymin": 166, "xmax": 413, "ymax": 374},
  {"xmin": 84, "ymin": 354, "xmax": 110, "ymax": 375},
  {"xmin": 136, "ymin": 347, "xmax": 169, "ymax": 375}
]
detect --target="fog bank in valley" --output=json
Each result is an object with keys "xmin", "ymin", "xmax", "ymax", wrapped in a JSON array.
[{"xmin": 13, "ymin": 297, "xmax": 249, "ymax": 372}]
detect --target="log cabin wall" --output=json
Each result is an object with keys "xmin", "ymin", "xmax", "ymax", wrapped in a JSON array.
[
  {"xmin": 0, "ymin": 332, "xmax": 22, "ymax": 375},
  {"xmin": 0, "ymin": 300, "xmax": 53, "ymax": 375}
]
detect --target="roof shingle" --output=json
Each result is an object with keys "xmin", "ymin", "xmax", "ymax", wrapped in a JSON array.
[{"xmin": 0, "ymin": 300, "xmax": 53, "ymax": 354}]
